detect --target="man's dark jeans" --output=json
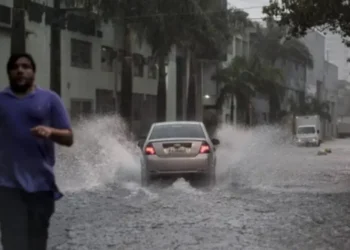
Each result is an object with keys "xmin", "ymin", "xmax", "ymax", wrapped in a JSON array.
[{"xmin": 0, "ymin": 187, "xmax": 55, "ymax": 250}]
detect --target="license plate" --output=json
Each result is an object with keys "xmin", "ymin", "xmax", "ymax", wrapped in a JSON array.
[{"xmin": 164, "ymin": 147, "xmax": 189, "ymax": 154}]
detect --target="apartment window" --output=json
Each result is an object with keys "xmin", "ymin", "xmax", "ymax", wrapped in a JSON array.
[
  {"xmin": 95, "ymin": 89, "xmax": 116, "ymax": 114},
  {"xmin": 133, "ymin": 56, "xmax": 144, "ymax": 77},
  {"xmin": 148, "ymin": 61, "xmax": 157, "ymax": 79},
  {"xmin": 0, "ymin": 4, "xmax": 11, "ymax": 25},
  {"xmin": 101, "ymin": 46, "xmax": 115, "ymax": 72},
  {"xmin": 71, "ymin": 39, "xmax": 92, "ymax": 69},
  {"xmin": 70, "ymin": 99, "xmax": 93, "ymax": 120}
]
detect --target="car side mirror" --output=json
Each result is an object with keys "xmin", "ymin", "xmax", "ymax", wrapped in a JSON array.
[
  {"xmin": 211, "ymin": 138, "xmax": 220, "ymax": 145},
  {"xmin": 317, "ymin": 130, "xmax": 319, "ymax": 134}
]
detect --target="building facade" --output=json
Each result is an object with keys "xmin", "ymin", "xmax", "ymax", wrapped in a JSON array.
[{"xmin": 0, "ymin": 0, "xmax": 173, "ymax": 136}]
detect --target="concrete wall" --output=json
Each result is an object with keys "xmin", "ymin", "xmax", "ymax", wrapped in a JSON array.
[
  {"xmin": 301, "ymin": 31, "xmax": 326, "ymax": 97},
  {"xmin": 325, "ymin": 31, "xmax": 350, "ymax": 81},
  {"xmin": 324, "ymin": 61, "xmax": 339, "ymax": 137}
]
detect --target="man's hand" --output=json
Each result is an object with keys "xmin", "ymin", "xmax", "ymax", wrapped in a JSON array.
[
  {"xmin": 31, "ymin": 126, "xmax": 53, "ymax": 138},
  {"xmin": 31, "ymin": 125, "xmax": 73, "ymax": 146}
]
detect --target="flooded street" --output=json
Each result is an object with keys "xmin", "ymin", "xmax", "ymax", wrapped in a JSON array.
[{"xmin": 46, "ymin": 119, "xmax": 350, "ymax": 250}]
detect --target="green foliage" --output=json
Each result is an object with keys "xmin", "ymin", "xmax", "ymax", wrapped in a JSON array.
[
  {"xmin": 213, "ymin": 55, "xmax": 283, "ymax": 110},
  {"xmin": 250, "ymin": 23, "xmax": 313, "ymax": 68},
  {"xmin": 263, "ymin": 0, "xmax": 350, "ymax": 46},
  {"xmin": 290, "ymin": 95, "xmax": 331, "ymax": 121}
]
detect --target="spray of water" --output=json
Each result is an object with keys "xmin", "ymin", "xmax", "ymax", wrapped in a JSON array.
[
  {"xmin": 55, "ymin": 114, "xmax": 310, "ymax": 194},
  {"xmin": 215, "ymin": 124, "xmax": 297, "ymax": 189},
  {"xmin": 55, "ymin": 115, "xmax": 141, "ymax": 192}
]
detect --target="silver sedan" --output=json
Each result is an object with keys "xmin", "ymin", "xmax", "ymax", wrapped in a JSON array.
[{"xmin": 138, "ymin": 121, "xmax": 220, "ymax": 187}]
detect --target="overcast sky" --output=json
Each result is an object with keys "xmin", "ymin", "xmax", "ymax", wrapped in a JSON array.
[{"xmin": 227, "ymin": 0, "xmax": 270, "ymax": 20}]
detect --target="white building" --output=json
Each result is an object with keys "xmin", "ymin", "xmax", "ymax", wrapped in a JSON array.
[
  {"xmin": 325, "ymin": 31, "xmax": 350, "ymax": 82},
  {"xmin": 301, "ymin": 30, "xmax": 340, "ymax": 138},
  {"xmin": 0, "ymin": 0, "xmax": 183, "ymax": 135},
  {"xmin": 300, "ymin": 31, "xmax": 327, "ymax": 98}
]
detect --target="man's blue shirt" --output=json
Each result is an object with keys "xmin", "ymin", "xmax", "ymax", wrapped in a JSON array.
[{"xmin": 0, "ymin": 86, "xmax": 71, "ymax": 200}]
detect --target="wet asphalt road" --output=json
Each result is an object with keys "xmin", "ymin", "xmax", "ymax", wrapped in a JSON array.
[{"xmin": 48, "ymin": 138, "xmax": 350, "ymax": 250}]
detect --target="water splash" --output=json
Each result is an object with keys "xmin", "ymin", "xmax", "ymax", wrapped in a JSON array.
[
  {"xmin": 54, "ymin": 114, "xmax": 347, "ymax": 195},
  {"xmin": 55, "ymin": 115, "xmax": 141, "ymax": 192},
  {"xmin": 215, "ymin": 124, "xmax": 297, "ymax": 188}
]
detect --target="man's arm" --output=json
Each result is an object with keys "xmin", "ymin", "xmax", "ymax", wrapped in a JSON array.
[
  {"xmin": 50, "ymin": 128, "xmax": 73, "ymax": 147},
  {"xmin": 50, "ymin": 92, "xmax": 74, "ymax": 147}
]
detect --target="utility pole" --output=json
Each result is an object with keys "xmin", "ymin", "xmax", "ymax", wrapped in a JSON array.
[
  {"xmin": 50, "ymin": 0, "xmax": 62, "ymax": 96},
  {"xmin": 11, "ymin": 0, "xmax": 26, "ymax": 53}
]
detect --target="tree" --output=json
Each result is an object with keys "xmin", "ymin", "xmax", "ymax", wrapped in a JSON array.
[
  {"xmin": 250, "ymin": 22, "xmax": 313, "ymax": 68},
  {"xmin": 64, "ymin": 0, "xmax": 149, "ymax": 126},
  {"xmin": 213, "ymin": 56, "xmax": 262, "ymax": 124},
  {"xmin": 132, "ymin": 0, "xmax": 213, "ymax": 121},
  {"xmin": 262, "ymin": 0, "xmax": 350, "ymax": 45},
  {"xmin": 249, "ymin": 22, "xmax": 313, "ymax": 121},
  {"xmin": 290, "ymin": 96, "xmax": 331, "ymax": 121}
]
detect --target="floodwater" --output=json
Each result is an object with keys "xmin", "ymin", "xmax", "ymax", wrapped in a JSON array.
[{"xmin": 3, "ymin": 115, "xmax": 350, "ymax": 249}]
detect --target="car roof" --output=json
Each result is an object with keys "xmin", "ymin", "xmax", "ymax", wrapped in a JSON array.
[{"xmin": 152, "ymin": 121, "xmax": 204, "ymax": 126}]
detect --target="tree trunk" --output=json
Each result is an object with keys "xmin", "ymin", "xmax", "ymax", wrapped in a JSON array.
[
  {"xmin": 50, "ymin": 0, "xmax": 61, "ymax": 95},
  {"xmin": 230, "ymin": 94, "xmax": 234, "ymax": 123},
  {"xmin": 119, "ymin": 23, "xmax": 133, "ymax": 126},
  {"xmin": 156, "ymin": 54, "xmax": 166, "ymax": 121},
  {"xmin": 11, "ymin": 0, "xmax": 26, "ymax": 53},
  {"xmin": 186, "ymin": 53, "xmax": 196, "ymax": 120}
]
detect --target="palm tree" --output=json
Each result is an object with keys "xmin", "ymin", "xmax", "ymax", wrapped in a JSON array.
[
  {"xmin": 213, "ymin": 56, "xmax": 255, "ymax": 123},
  {"xmin": 64, "ymin": 0, "xmax": 145, "ymax": 126},
  {"xmin": 249, "ymin": 22, "xmax": 313, "ymax": 122},
  {"xmin": 251, "ymin": 22, "xmax": 313, "ymax": 68},
  {"xmin": 213, "ymin": 55, "xmax": 283, "ymax": 125},
  {"xmin": 132, "ymin": 0, "xmax": 236, "ymax": 121}
]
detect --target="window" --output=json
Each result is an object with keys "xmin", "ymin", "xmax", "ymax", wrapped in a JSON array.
[
  {"xmin": 70, "ymin": 99, "xmax": 93, "ymax": 120},
  {"xmin": 148, "ymin": 62, "xmax": 157, "ymax": 79},
  {"xmin": 297, "ymin": 126, "xmax": 315, "ymax": 134},
  {"xmin": 95, "ymin": 89, "xmax": 116, "ymax": 114},
  {"xmin": 101, "ymin": 46, "xmax": 115, "ymax": 72},
  {"xmin": 0, "ymin": 4, "xmax": 11, "ymax": 25},
  {"xmin": 134, "ymin": 61, "xmax": 144, "ymax": 77},
  {"xmin": 71, "ymin": 39, "xmax": 92, "ymax": 69},
  {"xmin": 149, "ymin": 123, "xmax": 205, "ymax": 139}
]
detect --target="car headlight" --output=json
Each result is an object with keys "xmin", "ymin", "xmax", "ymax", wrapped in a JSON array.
[{"xmin": 312, "ymin": 138, "xmax": 317, "ymax": 142}]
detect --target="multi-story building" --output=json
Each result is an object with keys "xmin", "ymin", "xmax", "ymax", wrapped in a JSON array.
[
  {"xmin": 301, "ymin": 30, "xmax": 340, "ymax": 138},
  {"xmin": 0, "ymin": 0, "xmax": 168, "ymax": 136},
  {"xmin": 325, "ymin": 31, "xmax": 350, "ymax": 82}
]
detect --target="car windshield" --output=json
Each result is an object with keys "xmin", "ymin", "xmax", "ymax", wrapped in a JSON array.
[
  {"xmin": 149, "ymin": 123, "xmax": 205, "ymax": 139},
  {"xmin": 297, "ymin": 126, "xmax": 315, "ymax": 134}
]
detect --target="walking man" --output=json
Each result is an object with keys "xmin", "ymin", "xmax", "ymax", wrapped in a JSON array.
[{"xmin": 0, "ymin": 53, "xmax": 74, "ymax": 250}]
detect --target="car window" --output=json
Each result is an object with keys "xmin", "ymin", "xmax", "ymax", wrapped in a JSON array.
[
  {"xmin": 149, "ymin": 124, "xmax": 205, "ymax": 139},
  {"xmin": 297, "ymin": 126, "xmax": 315, "ymax": 134}
]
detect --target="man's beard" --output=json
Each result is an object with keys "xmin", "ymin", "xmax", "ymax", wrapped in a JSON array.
[{"xmin": 9, "ymin": 79, "xmax": 33, "ymax": 94}]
